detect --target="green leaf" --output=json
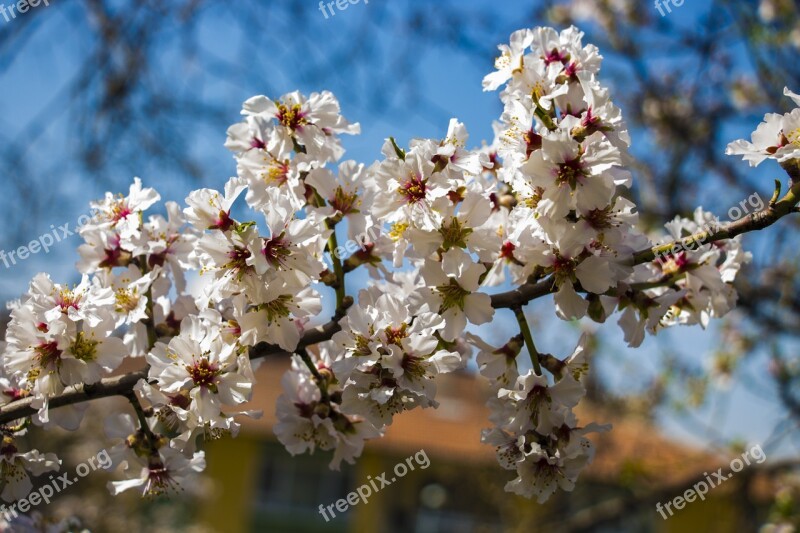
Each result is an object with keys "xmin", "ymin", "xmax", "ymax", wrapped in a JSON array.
[{"xmin": 389, "ymin": 136, "xmax": 406, "ymax": 160}]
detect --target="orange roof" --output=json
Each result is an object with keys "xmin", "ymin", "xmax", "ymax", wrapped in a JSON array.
[{"xmin": 240, "ymin": 357, "xmax": 723, "ymax": 487}]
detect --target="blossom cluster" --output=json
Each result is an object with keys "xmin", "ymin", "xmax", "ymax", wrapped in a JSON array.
[
  {"xmin": 726, "ymin": 87, "xmax": 800, "ymax": 168},
  {"xmin": 0, "ymin": 24, "xmax": 776, "ymax": 509}
]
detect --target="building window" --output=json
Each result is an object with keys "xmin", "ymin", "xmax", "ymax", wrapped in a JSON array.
[{"xmin": 255, "ymin": 444, "xmax": 353, "ymax": 516}]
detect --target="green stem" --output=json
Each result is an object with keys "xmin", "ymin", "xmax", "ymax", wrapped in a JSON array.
[
  {"xmin": 308, "ymin": 181, "xmax": 346, "ymax": 309},
  {"xmin": 534, "ymin": 106, "xmax": 558, "ymax": 131},
  {"xmin": 136, "ymin": 255, "xmax": 158, "ymax": 350},
  {"xmin": 512, "ymin": 305, "xmax": 543, "ymax": 376},
  {"xmin": 326, "ymin": 222, "xmax": 346, "ymax": 309}
]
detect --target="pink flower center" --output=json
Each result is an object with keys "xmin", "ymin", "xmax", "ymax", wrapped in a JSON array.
[
  {"xmin": 500, "ymin": 241, "xmax": 521, "ymax": 264},
  {"xmin": 262, "ymin": 235, "xmax": 291, "ymax": 268},
  {"xmin": 398, "ymin": 173, "xmax": 427, "ymax": 204},
  {"xmin": 35, "ymin": 341, "xmax": 62, "ymax": 369},
  {"xmin": 56, "ymin": 290, "xmax": 81, "ymax": 312},
  {"xmin": 108, "ymin": 199, "xmax": 133, "ymax": 224},
  {"xmin": 276, "ymin": 102, "xmax": 308, "ymax": 131},
  {"xmin": 555, "ymin": 156, "xmax": 587, "ymax": 189},
  {"xmin": 187, "ymin": 358, "xmax": 219, "ymax": 389},
  {"xmin": 225, "ymin": 246, "xmax": 252, "ymax": 272},
  {"xmin": 144, "ymin": 456, "xmax": 178, "ymax": 496},
  {"xmin": 564, "ymin": 61, "xmax": 578, "ymax": 78},
  {"xmin": 525, "ymin": 129, "xmax": 543, "ymax": 158},
  {"xmin": 543, "ymin": 48, "xmax": 569, "ymax": 66},
  {"xmin": 212, "ymin": 210, "xmax": 234, "ymax": 232}
]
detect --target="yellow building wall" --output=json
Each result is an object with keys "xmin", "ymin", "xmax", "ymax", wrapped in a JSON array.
[
  {"xmin": 351, "ymin": 451, "xmax": 385, "ymax": 532},
  {"xmin": 198, "ymin": 433, "xmax": 747, "ymax": 533},
  {"xmin": 200, "ymin": 434, "xmax": 262, "ymax": 533},
  {"xmin": 658, "ymin": 494, "xmax": 741, "ymax": 533}
]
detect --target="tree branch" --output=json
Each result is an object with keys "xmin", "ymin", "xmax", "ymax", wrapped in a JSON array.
[
  {"xmin": 489, "ymin": 277, "xmax": 556, "ymax": 309},
  {"xmin": 630, "ymin": 179, "xmax": 800, "ymax": 265},
  {"xmin": 489, "ymin": 180, "xmax": 800, "ymax": 310},
  {"xmin": 1, "ymin": 182, "xmax": 797, "ymax": 427},
  {"xmin": 0, "ymin": 305, "xmax": 351, "ymax": 426}
]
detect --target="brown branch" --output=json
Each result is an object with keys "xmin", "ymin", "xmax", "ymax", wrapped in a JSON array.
[
  {"xmin": 0, "ymin": 303, "xmax": 351, "ymax": 426},
  {"xmin": 488, "ymin": 179, "xmax": 800, "ymax": 310},
  {"xmin": 489, "ymin": 277, "xmax": 556, "ymax": 309},
  {"xmin": 630, "ymin": 178, "xmax": 800, "ymax": 265},
  {"xmin": 1, "ymin": 181, "xmax": 797, "ymax": 427},
  {"xmin": 0, "ymin": 371, "xmax": 147, "ymax": 426}
]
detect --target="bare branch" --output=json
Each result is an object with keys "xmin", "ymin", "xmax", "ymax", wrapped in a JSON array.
[{"xmin": 0, "ymin": 307, "xmax": 350, "ymax": 426}]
